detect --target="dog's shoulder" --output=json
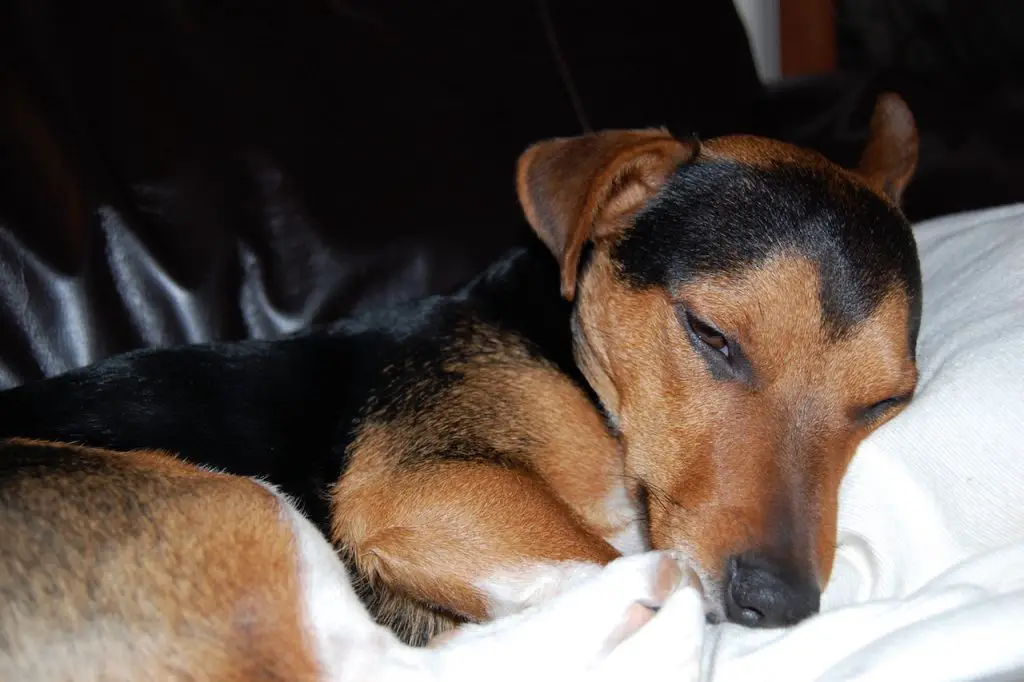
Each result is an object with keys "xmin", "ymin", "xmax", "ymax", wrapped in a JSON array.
[{"xmin": 340, "ymin": 243, "xmax": 589, "ymax": 470}]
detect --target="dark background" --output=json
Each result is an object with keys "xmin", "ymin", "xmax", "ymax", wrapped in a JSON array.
[{"xmin": 0, "ymin": 0, "xmax": 1020, "ymax": 387}]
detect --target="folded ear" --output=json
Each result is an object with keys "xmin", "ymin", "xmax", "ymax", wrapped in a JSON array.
[
  {"xmin": 516, "ymin": 129, "xmax": 697, "ymax": 300},
  {"xmin": 856, "ymin": 93, "xmax": 919, "ymax": 205}
]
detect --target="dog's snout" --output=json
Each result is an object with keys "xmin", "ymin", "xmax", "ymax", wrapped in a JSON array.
[{"xmin": 725, "ymin": 553, "xmax": 820, "ymax": 628}]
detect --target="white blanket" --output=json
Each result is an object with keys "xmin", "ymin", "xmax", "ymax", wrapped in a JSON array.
[{"xmin": 695, "ymin": 203, "xmax": 1024, "ymax": 681}]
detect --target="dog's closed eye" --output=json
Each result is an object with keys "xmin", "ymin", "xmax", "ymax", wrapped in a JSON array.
[
  {"xmin": 684, "ymin": 311, "xmax": 730, "ymax": 358},
  {"xmin": 856, "ymin": 395, "xmax": 911, "ymax": 424},
  {"xmin": 676, "ymin": 307, "xmax": 754, "ymax": 386}
]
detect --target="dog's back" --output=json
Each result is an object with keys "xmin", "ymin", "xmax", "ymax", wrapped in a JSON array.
[{"xmin": 0, "ymin": 439, "xmax": 326, "ymax": 681}]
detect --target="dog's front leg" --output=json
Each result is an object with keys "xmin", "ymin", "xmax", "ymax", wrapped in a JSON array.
[{"xmin": 333, "ymin": 458, "xmax": 631, "ymax": 638}]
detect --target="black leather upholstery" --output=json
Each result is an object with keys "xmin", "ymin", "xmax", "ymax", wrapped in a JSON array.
[
  {"xmin": 0, "ymin": 0, "xmax": 762, "ymax": 387},
  {"xmin": 1, "ymin": 0, "xmax": 1021, "ymax": 389}
]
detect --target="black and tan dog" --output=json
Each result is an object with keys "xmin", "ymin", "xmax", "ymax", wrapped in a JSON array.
[{"xmin": 1, "ymin": 93, "xmax": 921, "ymax": 665}]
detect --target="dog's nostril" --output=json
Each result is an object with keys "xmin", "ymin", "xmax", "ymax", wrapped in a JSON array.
[
  {"xmin": 725, "ymin": 552, "xmax": 820, "ymax": 628},
  {"xmin": 739, "ymin": 605, "xmax": 764, "ymax": 624},
  {"xmin": 727, "ymin": 597, "xmax": 767, "ymax": 627}
]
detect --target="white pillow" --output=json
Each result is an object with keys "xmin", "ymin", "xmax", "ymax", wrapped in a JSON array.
[{"xmin": 828, "ymin": 202, "xmax": 1024, "ymax": 606}]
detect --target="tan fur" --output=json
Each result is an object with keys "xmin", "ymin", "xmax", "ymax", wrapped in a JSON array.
[
  {"xmin": 856, "ymin": 93, "xmax": 920, "ymax": 202},
  {"xmin": 572, "ymin": 252, "xmax": 916, "ymax": 592},
  {"xmin": 0, "ymin": 439, "xmax": 320, "ymax": 682},
  {"xmin": 699, "ymin": 134, "xmax": 825, "ymax": 170},
  {"xmin": 699, "ymin": 136, "xmax": 901, "ymax": 206},
  {"xmin": 332, "ymin": 327, "xmax": 629, "ymax": 644},
  {"xmin": 516, "ymin": 128, "xmax": 698, "ymax": 299}
]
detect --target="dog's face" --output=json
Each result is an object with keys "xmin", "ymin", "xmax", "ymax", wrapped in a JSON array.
[{"xmin": 516, "ymin": 95, "xmax": 921, "ymax": 628}]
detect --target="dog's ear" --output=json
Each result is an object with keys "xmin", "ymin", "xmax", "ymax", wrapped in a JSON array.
[
  {"xmin": 516, "ymin": 129, "xmax": 696, "ymax": 300},
  {"xmin": 856, "ymin": 93, "xmax": 919, "ymax": 205}
]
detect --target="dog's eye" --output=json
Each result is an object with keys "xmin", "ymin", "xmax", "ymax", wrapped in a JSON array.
[
  {"xmin": 678, "ymin": 306, "xmax": 754, "ymax": 385},
  {"xmin": 683, "ymin": 310, "xmax": 730, "ymax": 358},
  {"xmin": 857, "ymin": 396, "xmax": 910, "ymax": 423}
]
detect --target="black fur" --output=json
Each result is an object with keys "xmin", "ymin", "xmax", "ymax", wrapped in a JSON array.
[
  {"xmin": 0, "ymin": 239, "xmax": 583, "ymax": 538},
  {"xmin": 613, "ymin": 159, "xmax": 923, "ymax": 350}
]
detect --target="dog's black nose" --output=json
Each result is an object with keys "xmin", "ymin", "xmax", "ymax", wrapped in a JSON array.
[{"xmin": 725, "ymin": 553, "xmax": 820, "ymax": 627}]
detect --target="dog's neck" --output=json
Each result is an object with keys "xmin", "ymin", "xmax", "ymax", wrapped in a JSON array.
[{"xmin": 459, "ymin": 240, "xmax": 620, "ymax": 435}]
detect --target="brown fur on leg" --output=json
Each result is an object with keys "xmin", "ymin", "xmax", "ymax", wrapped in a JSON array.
[
  {"xmin": 333, "ymin": 324, "xmax": 638, "ymax": 646},
  {"xmin": 333, "ymin": 449, "xmax": 620, "ymax": 646}
]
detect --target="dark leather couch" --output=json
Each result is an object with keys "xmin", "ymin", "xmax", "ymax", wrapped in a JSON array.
[{"xmin": 2, "ymin": 0, "xmax": 1021, "ymax": 388}]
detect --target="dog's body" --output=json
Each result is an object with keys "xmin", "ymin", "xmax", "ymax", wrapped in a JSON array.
[
  {"xmin": 1, "ymin": 241, "xmax": 638, "ymax": 644},
  {"xmin": 0, "ymin": 438, "xmax": 700, "ymax": 681},
  {"xmin": 1, "ymin": 95, "xmax": 923, "ymax": 679}
]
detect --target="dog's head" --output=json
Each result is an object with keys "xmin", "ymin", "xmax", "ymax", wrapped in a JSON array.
[{"xmin": 516, "ymin": 94, "xmax": 921, "ymax": 628}]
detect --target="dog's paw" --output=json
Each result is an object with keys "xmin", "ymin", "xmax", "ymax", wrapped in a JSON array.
[
  {"xmin": 591, "ymin": 571, "xmax": 706, "ymax": 682},
  {"xmin": 427, "ymin": 551, "xmax": 706, "ymax": 681}
]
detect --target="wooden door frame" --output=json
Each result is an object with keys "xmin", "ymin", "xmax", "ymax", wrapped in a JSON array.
[{"xmin": 780, "ymin": 0, "xmax": 836, "ymax": 77}]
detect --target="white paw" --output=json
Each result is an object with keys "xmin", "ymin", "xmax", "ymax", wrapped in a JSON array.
[
  {"xmin": 591, "ymin": 579, "xmax": 706, "ymax": 682},
  {"xmin": 476, "ymin": 560, "xmax": 605, "ymax": 619},
  {"xmin": 429, "ymin": 551, "xmax": 706, "ymax": 682}
]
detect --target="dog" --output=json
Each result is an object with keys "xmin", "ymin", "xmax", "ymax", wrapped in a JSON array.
[{"xmin": 0, "ymin": 92, "xmax": 922, "ymax": 671}]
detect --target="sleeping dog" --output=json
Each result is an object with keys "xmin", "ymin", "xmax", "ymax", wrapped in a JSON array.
[{"xmin": 0, "ymin": 93, "xmax": 922, "ymax": 674}]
